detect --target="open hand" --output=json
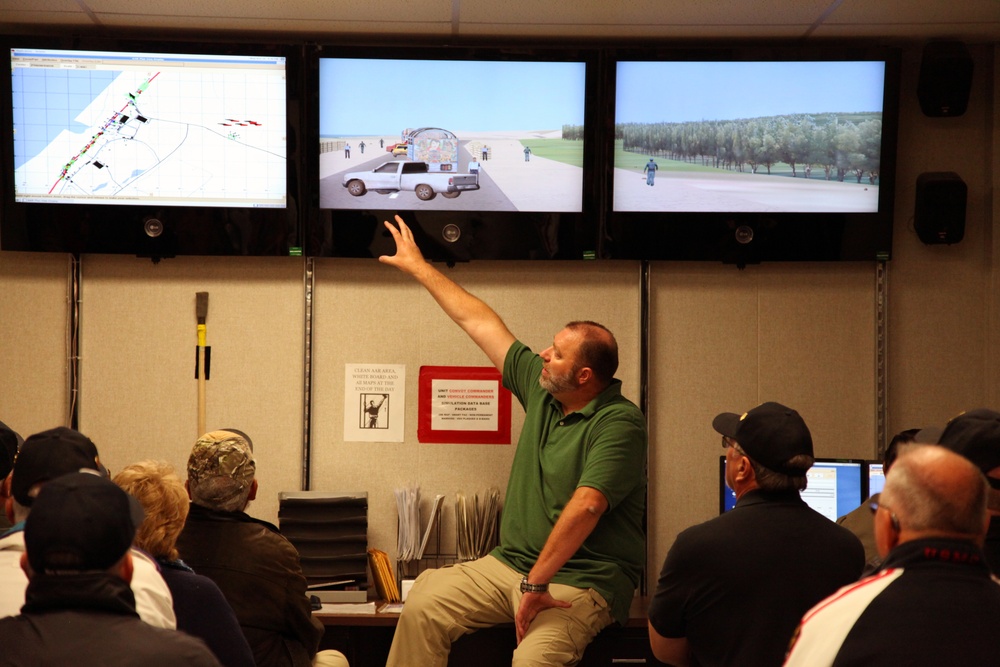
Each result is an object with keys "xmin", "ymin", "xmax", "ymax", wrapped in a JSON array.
[
  {"xmin": 378, "ymin": 215, "xmax": 426, "ymax": 274},
  {"xmin": 515, "ymin": 591, "xmax": 572, "ymax": 644}
]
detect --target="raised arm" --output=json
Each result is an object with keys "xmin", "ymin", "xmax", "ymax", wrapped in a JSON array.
[{"xmin": 379, "ymin": 215, "xmax": 516, "ymax": 370}]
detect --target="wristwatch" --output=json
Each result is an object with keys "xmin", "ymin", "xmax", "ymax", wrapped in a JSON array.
[{"xmin": 519, "ymin": 576, "xmax": 548, "ymax": 594}]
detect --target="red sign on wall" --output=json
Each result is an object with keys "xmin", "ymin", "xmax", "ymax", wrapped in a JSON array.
[{"xmin": 417, "ymin": 366, "xmax": 512, "ymax": 444}]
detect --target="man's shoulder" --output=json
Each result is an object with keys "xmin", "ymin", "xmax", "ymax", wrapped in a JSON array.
[{"xmin": 116, "ymin": 616, "xmax": 224, "ymax": 665}]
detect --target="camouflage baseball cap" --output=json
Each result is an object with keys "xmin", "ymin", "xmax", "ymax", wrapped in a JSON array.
[{"xmin": 187, "ymin": 430, "xmax": 256, "ymax": 494}]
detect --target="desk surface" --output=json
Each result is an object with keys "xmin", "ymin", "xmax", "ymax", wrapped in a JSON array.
[{"xmin": 314, "ymin": 594, "xmax": 651, "ymax": 628}]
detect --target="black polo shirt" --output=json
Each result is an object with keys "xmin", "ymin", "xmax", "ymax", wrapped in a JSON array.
[{"xmin": 648, "ymin": 489, "xmax": 864, "ymax": 667}]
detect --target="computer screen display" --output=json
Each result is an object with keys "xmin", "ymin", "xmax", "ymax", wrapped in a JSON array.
[
  {"xmin": 867, "ymin": 462, "xmax": 885, "ymax": 496},
  {"xmin": 612, "ymin": 59, "xmax": 888, "ymax": 214},
  {"xmin": 10, "ymin": 46, "xmax": 287, "ymax": 208},
  {"xmin": 720, "ymin": 456, "xmax": 867, "ymax": 521},
  {"xmin": 317, "ymin": 55, "xmax": 587, "ymax": 212}
]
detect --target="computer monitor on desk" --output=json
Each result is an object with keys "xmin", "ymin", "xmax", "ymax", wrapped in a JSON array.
[
  {"xmin": 719, "ymin": 456, "xmax": 867, "ymax": 521},
  {"xmin": 867, "ymin": 462, "xmax": 885, "ymax": 497}
]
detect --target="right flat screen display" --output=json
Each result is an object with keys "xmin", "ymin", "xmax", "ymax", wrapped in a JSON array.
[
  {"xmin": 613, "ymin": 60, "xmax": 886, "ymax": 213},
  {"xmin": 606, "ymin": 49, "xmax": 900, "ymax": 262}
]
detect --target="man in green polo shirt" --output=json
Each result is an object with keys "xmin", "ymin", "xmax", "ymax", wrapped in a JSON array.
[{"xmin": 379, "ymin": 215, "xmax": 648, "ymax": 667}]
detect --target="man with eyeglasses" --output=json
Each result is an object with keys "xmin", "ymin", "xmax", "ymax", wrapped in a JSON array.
[
  {"xmin": 647, "ymin": 401, "xmax": 864, "ymax": 667},
  {"xmin": 784, "ymin": 444, "xmax": 1000, "ymax": 665}
]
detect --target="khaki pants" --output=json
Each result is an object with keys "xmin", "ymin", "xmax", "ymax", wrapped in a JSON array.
[
  {"xmin": 385, "ymin": 555, "xmax": 613, "ymax": 667},
  {"xmin": 313, "ymin": 649, "xmax": 349, "ymax": 667}
]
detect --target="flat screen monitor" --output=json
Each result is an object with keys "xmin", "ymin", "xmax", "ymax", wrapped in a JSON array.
[
  {"xmin": 1, "ymin": 38, "xmax": 300, "ymax": 257},
  {"xmin": 720, "ymin": 456, "xmax": 867, "ymax": 521},
  {"xmin": 11, "ymin": 47, "xmax": 287, "ymax": 208},
  {"xmin": 306, "ymin": 46, "xmax": 599, "ymax": 262},
  {"xmin": 867, "ymin": 461, "xmax": 885, "ymax": 496},
  {"xmin": 317, "ymin": 55, "xmax": 586, "ymax": 213},
  {"xmin": 604, "ymin": 47, "xmax": 901, "ymax": 263}
]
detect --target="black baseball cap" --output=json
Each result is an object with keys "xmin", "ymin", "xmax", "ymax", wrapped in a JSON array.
[
  {"xmin": 24, "ymin": 471, "xmax": 144, "ymax": 574},
  {"xmin": 918, "ymin": 409, "xmax": 1000, "ymax": 484},
  {"xmin": 714, "ymin": 401, "xmax": 814, "ymax": 476},
  {"xmin": 11, "ymin": 427, "xmax": 101, "ymax": 506}
]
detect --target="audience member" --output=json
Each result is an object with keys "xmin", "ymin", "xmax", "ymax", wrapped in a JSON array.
[
  {"xmin": 175, "ymin": 430, "xmax": 347, "ymax": 667},
  {"xmin": 114, "ymin": 460, "xmax": 256, "ymax": 667},
  {"xmin": 0, "ymin": 420, "xmax": 23, "ymax": 533},
  {"xmin": 0, "ymin": 426, "xmax": 176, "ymax": 628},
  {"xmin": 836, "ymin": 427, "xmax": 919, "ymax": 572},
  {"xmin": 0, "ymin": 471, "xmax": 222, "ymax": 666},
  {"xmin": 380, "ymin": 216, "xmax": 648, "ymax": 666},
  {"xmin": 917, "ymin": 407, "xmax": 1000, "ymax": 575},
  {"xmin": 647, "ymin": 402, "xmax": 864, "ymax": 667},
  {"xmin": 784, "ymin": 445, "xmax": 1000, "ymax": 665}
]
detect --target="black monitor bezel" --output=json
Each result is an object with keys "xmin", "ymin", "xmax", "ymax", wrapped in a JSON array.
[
  {"xmin": 601, "ymin": 45, "xmax": 902, "ymax": 265},
  {"xmin": 0, "ymin": 35, "xmax": 304, "ymax": 259},
  {"xmin": 301, "ymin": 43, "xmax": 603, "ymax": 263}
]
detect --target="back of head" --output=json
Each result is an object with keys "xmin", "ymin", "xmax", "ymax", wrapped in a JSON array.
[
  {"xmin": 882, "ymin": 444, "xmax": 988, "ymax": 539},
  {"xmin": 920, "ymin": 409, "xmax": 1000, "ymax": 485},
  {"xmin": 11, "ymin": 427, "xmax": 101, "ymax": 509},
  {"xmin": 885, "ymin": 427, "xmax": 921, "ymax": 471},
  {"xmin": 187, "ymin": 430, "xmax": 256, "ymax": 513},
  {"xmin": 0, "ymin": 420, "xmax": 23, "ymax": 481},
  {"xmin": 565, "ymin": 321, "xmax": 618, "ymax": 385},
  {"xmin": 714, "ymin": 401, "xmax": 815, "ymax": 490},
  {"xmin": 25, "ymin": 470, "xmax": 144, "ymax": 574},
  {"xmin": 113, "ymin": 461, "xmax": 189, "ymax": 561}
]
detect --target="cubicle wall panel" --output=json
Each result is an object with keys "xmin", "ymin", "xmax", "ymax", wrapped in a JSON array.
[
  {"xmin": 887, "ymin": 44, "xmax": 994, "ymax": 430},
  {"xmin": 78, "ymin": 255, "xmax": 305, "ymax": 525},
  {"xmin": 311, "ymin": 258, "xmax": 641, "ymax": 568},
  {"xmin": 646, "ymin": 261, "xmax": 876, "ymax": 585},
  {"xmin": 0, "ymin": 251, "xmax": 71, "ymax": 436},
  {"xmin": 756, "ymin": 263, "xmax": 877, "ymax": 459},
  {"xmin": 647, "ymin": 263, "xmax": 760, "ymax": 585}
]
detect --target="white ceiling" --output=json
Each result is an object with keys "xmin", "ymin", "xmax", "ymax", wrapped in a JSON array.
[{"xmin": 1, "ymin": 0, "xmax": 999, "ymax": 43}]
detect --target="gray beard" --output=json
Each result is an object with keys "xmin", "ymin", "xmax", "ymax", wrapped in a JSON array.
[{"xmin": 539, "ymin": 370, "xmax": 575, "ymax": 395}]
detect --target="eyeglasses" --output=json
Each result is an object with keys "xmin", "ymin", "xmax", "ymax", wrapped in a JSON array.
[
  {"xmin": 868, "ymin": 499, "xmax": 901, "ymax": 532},
  {"xmin": 721, "ymin": 436, "xmax": 734, "ymax": 449}
]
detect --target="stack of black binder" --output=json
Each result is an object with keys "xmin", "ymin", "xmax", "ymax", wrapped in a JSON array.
[{"xmin": 278, "ymin": 491, "xmax": 369, "ymax": 601}]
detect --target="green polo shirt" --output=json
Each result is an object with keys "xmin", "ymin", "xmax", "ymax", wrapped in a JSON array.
[{"xmin": 491, "ymin": 341, "xmax": 647, "ymax": 624}]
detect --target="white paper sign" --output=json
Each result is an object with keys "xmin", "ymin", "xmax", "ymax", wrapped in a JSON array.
[
  {"xmin": 430, "ymin": 379, "xmax": 500, "ymax": 431},
  {"xmin": 343, "ymin": 364, "xmax": 405, "ymax": 442}
]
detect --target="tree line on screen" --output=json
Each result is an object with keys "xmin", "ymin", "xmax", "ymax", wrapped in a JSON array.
[{"xmin": 564, "ymin": 112, "xmax": 883, "ymax": 185}]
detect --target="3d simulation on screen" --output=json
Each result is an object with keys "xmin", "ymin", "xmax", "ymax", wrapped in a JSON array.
[
  {"xmin": 614, "ymin": 60, "xmax": 887, "ymax": 213},
  {"xmin": 317, "ymin": 58, "xmax": 586, "ymax": 212},
  {"xmin": 10, "ymin": 48, "xmax": 287, "ymax": 208}
]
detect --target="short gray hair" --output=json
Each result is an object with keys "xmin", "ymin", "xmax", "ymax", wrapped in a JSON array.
[
  {"xmin": 734, "ymin": 442, "xmax": 812, "ymax": 492},
  {"xmin": 883, "ymin": 444, "xmax": 988, "ymax": 536}
]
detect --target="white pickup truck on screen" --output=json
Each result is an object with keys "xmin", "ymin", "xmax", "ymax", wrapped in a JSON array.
[{"xmin": 342, "ymin": 160, "xmax": 480, "ymax": 200}]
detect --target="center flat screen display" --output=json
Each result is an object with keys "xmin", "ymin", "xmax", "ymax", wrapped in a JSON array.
[
  {"xmin": 317, "ymin": 56, "xmax": 586, "ymax": 213},
  {"xmin": 10, "ymin": 47, "xmax": 287, "ymax": 208},
  {"xmin": 613, "ymin": 59, "xmax": 887, "ymax": 214},
  {"xmin": 720, "ymin": 456, "xmax": 866, "ymax": 521}
]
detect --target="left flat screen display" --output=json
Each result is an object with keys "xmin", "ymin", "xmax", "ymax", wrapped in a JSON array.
[{"xmin": 11, "ymin": 47, "xmax": 287, "ymax": 209}]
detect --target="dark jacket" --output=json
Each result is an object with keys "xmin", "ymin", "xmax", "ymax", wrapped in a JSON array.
[
  {"xmin": 176, "ymin": 502, "xmax": 324, "ymax": 667},
  {"xmin": 0, "ymin": 572, "xmax": 221, "ymax": 667},
  {"xmin": 158, "ymin": 558, "xmax": 256, "ymax": 667}
]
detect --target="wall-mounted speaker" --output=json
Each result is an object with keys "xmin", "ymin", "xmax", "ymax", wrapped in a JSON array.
[
  {"xmin": 914, "ymin": 172, "xmax": 967, "ymax": 245},
  {"xmin": 917, "ymin": 41, "xmax": 974, "ymax": 117}
]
